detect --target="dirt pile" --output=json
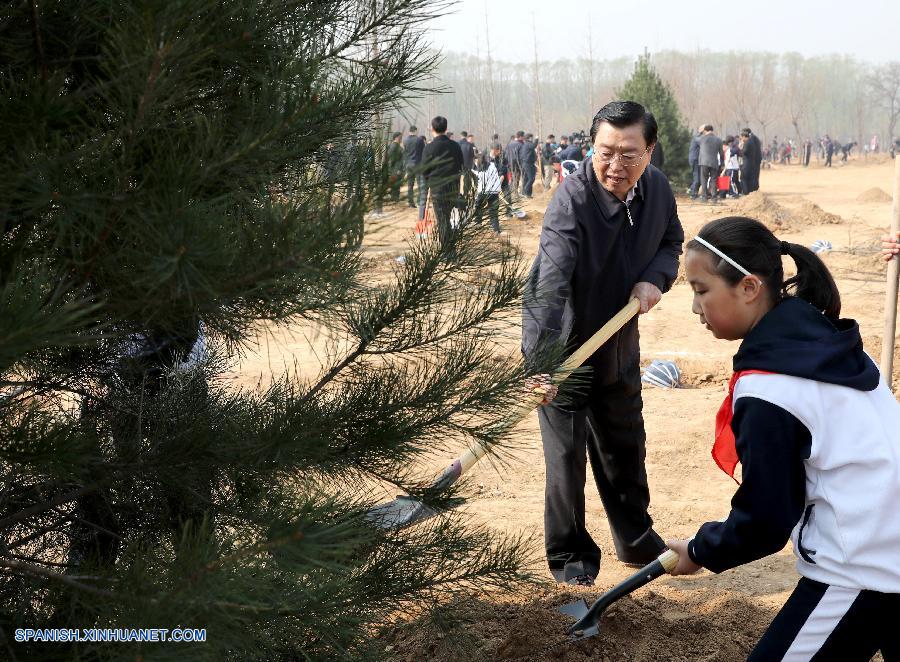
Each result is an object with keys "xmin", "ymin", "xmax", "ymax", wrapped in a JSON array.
[
  {"xmin": 791, "ymin": 200, "xmax": 842, "ymax": 225},
  {"xmin": 381, "ymin": 588, "xmax": 774, "ymax": 662},
  {"xmin": 856, "ymin": 187, "xmax": 893, "ymax": 203},
  {"xmin": 729, "ymin": 192, "xmax": 791, "ymax": 230}
]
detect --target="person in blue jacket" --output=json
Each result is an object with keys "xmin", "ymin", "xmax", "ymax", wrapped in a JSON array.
[{"xmin": 669, "ymin": 216, "xmax": 900, "ymax": 661}]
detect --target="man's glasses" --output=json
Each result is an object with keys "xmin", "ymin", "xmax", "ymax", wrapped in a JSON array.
[{"xmin": 594, "ymin": 147, "xmax": 649, "ymax": 168}]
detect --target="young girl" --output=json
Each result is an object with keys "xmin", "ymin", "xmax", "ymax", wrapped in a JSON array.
[
  {"xmin": 668, "ymin": 216, "xmax": 900, "ymax": 661},
  {"xmin": 472, "ymin": 151, "xmax": 502, "ymax": 233}
]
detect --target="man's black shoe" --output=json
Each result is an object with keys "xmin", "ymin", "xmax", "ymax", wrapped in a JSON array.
[{"xmin": 566, "ymin": 573, "xmax": 596, "ymax": 587}]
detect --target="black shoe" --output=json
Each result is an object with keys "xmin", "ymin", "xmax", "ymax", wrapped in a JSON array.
[{"xmin": 566, "ymin": 573, "xmax": 596, "ymax": 587}]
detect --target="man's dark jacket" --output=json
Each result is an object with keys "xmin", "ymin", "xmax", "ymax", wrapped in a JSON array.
[
  {"xmin": 421, "ymin": 134, "xmax": 464, "ymax": 196},
  {"xmin": 459, "ymin": 139, "xmax": 476, "ymax": 169},
  {"xmin": 403, "ymin": 134, "xmax": 424, "ymax": 167},
  {"xmin": 522, "ymin": 160, "xmax": 684, "ymax": 384},
  {"xmin": 520, "ymin": 140, "xmax": 537, "ymax": 170},
  {"xmin": 505, "ymin": 140, "xmax": 522, "ymax": 171},
  {"xmin": 557, "ymin": 144, "xmax": 582, "ymax": 161},
  {"xmin": 742, "ymin": 134, "xmax": 762, "ymax": 168},
  {"xmin": 541, "ymin": 141, "xmax": 556, "ymax": 163}
]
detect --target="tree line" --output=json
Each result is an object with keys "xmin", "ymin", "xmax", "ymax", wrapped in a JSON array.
[{"xmin": 398, "ymin": 50, "xmax": 900, "ymax": 152}]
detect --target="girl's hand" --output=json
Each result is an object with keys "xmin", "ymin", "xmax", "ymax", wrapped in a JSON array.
[
  {"xmin": 666, "ymin": 539, "xmax": 702, "ymax": 576},
  {"xmin": 882, "ymin": 231, "xmax": 900, "ymax": 262},
  {"xmin": 525, "ymin": 373, "xmax": 558, "ymax": 405}
]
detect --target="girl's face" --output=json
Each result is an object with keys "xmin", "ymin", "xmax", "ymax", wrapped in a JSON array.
[{"xmin": 686, "ymin": 248, "xmax": 768, "ymax": 340}]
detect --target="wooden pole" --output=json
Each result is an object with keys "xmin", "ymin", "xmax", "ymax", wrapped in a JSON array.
[
  {"xmin": 483, "ymin": 0, "xmax": 497, "ymax": 136},
  {"xmin": 587, "ymin": 16, "xmax": 595, "ymax": 117},
  {"xmin": 880, "ymin": 156, "xmax": 900, "ymax": 388},
  {"xmin": 531, "ymin": 13, "xmax": 543, "ymax": 141}
]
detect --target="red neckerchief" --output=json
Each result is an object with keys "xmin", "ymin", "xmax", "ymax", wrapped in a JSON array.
[{"xmin": 713, "ymin": 370, "xmax": 774, "ymax": 482}]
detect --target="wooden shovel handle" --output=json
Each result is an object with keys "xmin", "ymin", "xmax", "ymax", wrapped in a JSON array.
[
  {"xmin": 880, "ymin": 156, "xmax": 900, "ymax": 387},
  {"xmin": 557, "ymin": 298, "xmax": 641, "ymax": 381},
  {"xmin": 658, "ymin": 548, "xmax": 679, "ymax": 573},
  {"xmin": 456, "ymin": 298, "xmax": 641, "ymax": 474}
]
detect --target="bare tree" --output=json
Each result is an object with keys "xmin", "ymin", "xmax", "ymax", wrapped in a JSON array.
[
  {"xmin": 783, "ymin": 52, "xmax": 810, "ymax": 143},
  {"xmin": 531, "ymin": 13, "xmax": 543, "ymax": 139},
  {"xmin": 483, "ymin": 0, "xmax": 498, "ymax": 135},
  {"xmin": 397, "ymin": 50, "xmax": 889, "ymax": 148},
  {"xmin": 587, "ymin": 16, "xmax": 595, "ymax": 117},
  {"xmin": 869, "ymin": 62, "xmax": 900, "ymax": 141}
]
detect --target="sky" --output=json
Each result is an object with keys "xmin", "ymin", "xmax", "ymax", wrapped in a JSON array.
[{"xmin": 428, "ymin": 0, "xmax": 898, "ymax": 64}]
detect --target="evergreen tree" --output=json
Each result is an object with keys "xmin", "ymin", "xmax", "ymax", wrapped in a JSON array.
[
  {"xmin": 0, "ymin": 1, "xmax": 549, "ymax": 659},
  {"xmin": 618, "ymin": 54, "xmax": 692, "ymax": 186}
]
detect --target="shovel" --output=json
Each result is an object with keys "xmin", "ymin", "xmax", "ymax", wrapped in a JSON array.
[
  {"xmin": 559, "ymin": 549, "xmax": 679, "ymax": 640},
  {"xmin": 366, "ymin": 298, "xmax": 642, "ymax": 529}
]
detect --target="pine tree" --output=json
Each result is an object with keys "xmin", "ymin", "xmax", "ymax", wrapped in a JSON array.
[
  {"xmin": 618, "ymin": 54, "xmax": 692, "ymax": 185},
  {"xmin": 1, "ymin": 1, "xmax": 549, "ymax": 658}
]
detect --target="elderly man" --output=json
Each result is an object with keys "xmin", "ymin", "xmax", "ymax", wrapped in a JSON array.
[{"xmin": 522, "ymin": 100, "xmax": 684, "ymax": 586}]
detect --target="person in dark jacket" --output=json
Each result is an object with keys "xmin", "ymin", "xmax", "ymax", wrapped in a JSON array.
[
  {"xmin": 557, "ymin": 138, "xmax": 583, "ymax": 162},
  {"xmin": 459, "ymin": 131, "xmax": 476, "ymax": 197},
  {"xmin": 824, "ymin": 134, "xmax": 835, "ymax": 167},
  {"xmin": 403, "ymin": 126, "xmax": 426, "ymax": 208},
  {"xmin": 739, "ymin": 128, "xmax": 762, "ymax": 193},
  {"xmin": 505, "ymin": 132, "xmax": 525, "ymax": 200},
  {"xmin": 541, "ymin": 134, "xmax": 557, "ymax": 189},
  {"xmin": 387, "ymin": 132, "xmax": 405, "ymax": 202},
  {"xmin": 520, "ymin": 133, "xmax": 538, "ymax": 198},
  {"xmin": 490, "ymin": 142, "xmax": 515, "ymax": 217},
  {"xmin": 522, "ymin": 100, "xmax": 684, "ymax": 585},
  {"xmin": 421, "ymin": 116, "xmax": 464, "ymax": 244}
]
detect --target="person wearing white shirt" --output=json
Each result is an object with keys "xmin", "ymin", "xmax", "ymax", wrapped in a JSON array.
[{"xmin": 473, "ymin": 148, "xmax": 503, "ymax": 233}]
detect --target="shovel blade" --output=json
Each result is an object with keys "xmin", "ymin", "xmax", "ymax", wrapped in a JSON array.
[
  {"xmin": 558, "ymin": 598, "xmax": 589, "ymax": 620},
  {"xmin": 559, "ymin": 599, "xmax": 600, "ymax": 641},
  {"xmin": 365, "ymin": 495, "xmax": 439, "ymax": 530}
]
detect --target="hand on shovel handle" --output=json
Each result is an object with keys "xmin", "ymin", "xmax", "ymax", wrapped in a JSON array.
[
  {"xmin": 665, "ymin": 540, "xmax": 701, "ymax": 575},
  {"xmin": 881, "ymin": 231, "xmax": 900, "ymax": 262},
  {"xmin": 525, "ymin": 373, "xmax": 558, "ymax": 405}
]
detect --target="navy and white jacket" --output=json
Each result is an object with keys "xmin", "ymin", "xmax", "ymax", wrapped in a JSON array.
[{"xmin": 688, "ymin": 297, "xmax": 900, "ymax": 592}]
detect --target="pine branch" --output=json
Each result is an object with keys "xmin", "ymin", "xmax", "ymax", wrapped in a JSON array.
[
  {"xmin": 0, "ymin": 558, "xmax": 114, "ymax": 598},
  {"xmin": 0, "ymin": 485, "xmax": 96, "ymax": 531}
]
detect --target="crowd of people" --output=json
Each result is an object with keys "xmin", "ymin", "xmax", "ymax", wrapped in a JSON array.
[
  {"xmin": 688, "ymin": 125, "xmax": 762, "ymax": 203},
  {"xmin": 393, "ymin": 120, "xmax": 667, "ymax": 237},
  {"xmin": 386, "ymin": 116, "xmax": 900, "ymax": 240},
  {"xmin": 394, "ymin": 119, "xmax": 599, "ymax": 237}
]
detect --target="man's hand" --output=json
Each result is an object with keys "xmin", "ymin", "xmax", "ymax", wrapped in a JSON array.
[
  {"xmin": 525, "ymin": 373, "xmax": 558, "ymax": 405},
  {"xmin": 666, "ymin": 539, "xmax": 702, "ymax": 576},
  {"xmin": 630, "ymin": 281, "xmax": 662, "ymax": 314},
  {"xmin": 882, "ymin": 231, "xmax": 900, "ymax": 262}
]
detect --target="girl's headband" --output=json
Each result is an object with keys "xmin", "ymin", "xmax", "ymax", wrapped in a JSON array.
[{"xmin": 692, "ymin": 236, "xmax": 751, "ymax": 276}]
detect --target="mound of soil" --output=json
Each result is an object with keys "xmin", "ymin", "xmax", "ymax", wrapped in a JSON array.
[
  {"xmin": 730, "ymin": 192, "xmax": 792, "ymax": 230},
  {"xmin": 791, "ymin": 200, "xmax": 842, "ymax": 225},
  {"xmin": 856, "ymin": 187, "xmax": 893, "ymax": 203},
  {"xmin": 381, "ymin": 587, "xmax": 774, "ymax": 662}
]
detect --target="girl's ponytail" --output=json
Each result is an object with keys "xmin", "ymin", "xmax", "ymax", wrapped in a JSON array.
[{"xmin": 782, "ymin": 242, "xmax": 841, "ymax": 318}]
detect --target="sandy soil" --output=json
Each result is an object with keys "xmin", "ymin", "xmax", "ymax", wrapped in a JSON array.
[{"xmin": 230, "ymin": 156, "xmax": 898, "ymax": 660}]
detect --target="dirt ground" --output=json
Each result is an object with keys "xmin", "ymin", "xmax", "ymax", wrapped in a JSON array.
[{"xmin": 230, "ymin": 156, "xmax": 898, "ymax": 660}]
